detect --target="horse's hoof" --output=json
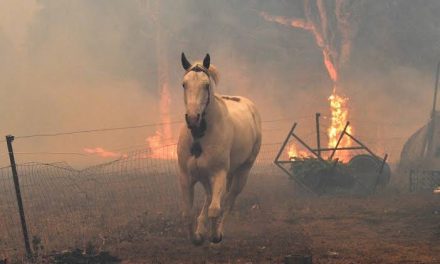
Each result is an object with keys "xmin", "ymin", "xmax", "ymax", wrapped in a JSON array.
[
  {"xmin": 210, "ymin": 233, "xmax": 223, "ymax": 244},
  {"xmin": 191, "ymin": 233, "xmax": 205, "ymax": 246}
]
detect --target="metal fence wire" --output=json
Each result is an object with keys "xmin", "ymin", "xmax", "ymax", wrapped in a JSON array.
[
  {"xmin": 409, "ymin": 169, "xmax": 440, "ymax": 192},
  {"xmin": 0, "ymin": 143, "xmax": 283, "ymax": 259}
]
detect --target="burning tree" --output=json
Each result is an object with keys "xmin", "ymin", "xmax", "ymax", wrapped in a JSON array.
[
  {"xmin": 142, "ymin": 0, "xmax": 175, "ymax": 159},
  {"xmin": 261, "ymin": 0, "xmax": 359, "ymax": 161}
]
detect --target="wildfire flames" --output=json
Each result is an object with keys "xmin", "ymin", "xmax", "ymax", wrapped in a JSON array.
[
  {"xmin": 142, "ymin": 0, "xmax": 176, "ymax": 160},
  {"xmin": 287, "ymin": 143, "xmax": 308, "ymax": 160},
  {"xmin": 83, "ymin": 83, "xmax": 176, "ymax": 160},
  {"xmin": 84, "ymin": 147, "xmax": 127, "ymax": 158},
  {"xmin": 145, "ymin": 82, "xmax": 177, "ymax": 160},
  {"xmin": 328, "ymin": 87, "xmax": 352, "ymax": 151},
  {"xmin": 83, "ymin": 84, "xmax": 177, "ymax": 160},
  {"xmin": 262, "ymin": 0, "xmax": 356, "ymax": 161}
]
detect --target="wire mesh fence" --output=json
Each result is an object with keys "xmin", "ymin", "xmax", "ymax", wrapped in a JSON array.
[
  {"xmin": 409, "ymin": 169, "xmax": 440, "ymax": 192},
  {"xmin": 0, "ymin": 115, "xmax": 409, "ymax": 260},
  {"xmin": 0, "ymin": 142, "xmax": 284, "ymax": 259}
]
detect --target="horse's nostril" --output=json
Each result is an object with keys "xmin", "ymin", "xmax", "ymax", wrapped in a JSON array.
[{"xmin": 185, "ymin": 113, "xmax": 200, "ymax": 128}]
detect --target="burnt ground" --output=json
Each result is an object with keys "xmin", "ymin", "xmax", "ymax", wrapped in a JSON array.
[{"xmin": 102, "ymin": 175, "xmax": 440, "ymax": 264}]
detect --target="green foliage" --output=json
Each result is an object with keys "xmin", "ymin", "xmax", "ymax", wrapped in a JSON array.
[
  {"xmin": 290, "ymin": 157, "xmax": 343, "ymax": 178},
  {"xmin": 289, "ymin": 157, "xmax": 354, "ymax": 192}
]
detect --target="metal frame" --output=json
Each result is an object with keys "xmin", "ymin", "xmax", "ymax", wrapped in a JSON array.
[{"xmin": 274, "ymin": 114, "xmax": 389, "ymax": 194}]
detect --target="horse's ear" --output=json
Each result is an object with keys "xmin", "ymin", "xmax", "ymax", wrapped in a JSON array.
[
  {"xmin": 203, "ymin": 53, "xmax": 210, "ymax": 69},
  {"xmin": 181, "ymin": 52, "xmax": 191, "ymax": 71}
]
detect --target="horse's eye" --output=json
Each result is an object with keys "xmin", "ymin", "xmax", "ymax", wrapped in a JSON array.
[{"xmin": 182, "ymin": 84, "xmax": 186, "ymax": 89}]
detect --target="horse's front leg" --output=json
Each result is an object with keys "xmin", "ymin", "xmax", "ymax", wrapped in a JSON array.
[
  {"xmin": 179, "ymin": 171, "xmax": 195, "ymax": 242},
  {"xmin": 193, "ymin": 179, "xmax": 212, "ymax": 245},
  {"xmin": 208, "ymin": 169, "xmax": 227, "ymax": 243}
]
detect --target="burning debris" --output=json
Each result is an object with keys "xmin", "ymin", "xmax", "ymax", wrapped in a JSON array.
[{"xmin": 275, "ymin": 115, "xmax": 389, "ymax": 195}]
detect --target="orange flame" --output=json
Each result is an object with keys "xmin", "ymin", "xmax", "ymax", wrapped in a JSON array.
[
  {"xmin": 260, "ymin": 12, "xmax": 312, "ymax": 30},
  {"xmin": 144, "ymin": 0, "xmax": 177, "ymax": 160},
  {"xmin": 145, "ymin": 131, "xmax": 177, "ymax": 159},
  {"xmin": 145, "ymin": 82, "xmax": 177, "ymax": 160},
  {"xmin": 288, "ymin": 143, "xmax": 298, "ymax": 160},
  {"xmin": 84, "ymin": 147, "xmax": 127, "ymax": 158},
  {"xmin": 287, "ymin": 142, "xmax": 309, "ymax": 160},
  {"xmin": 259, "ymin": 10, "xmax": 338, "ymax": 83},
  {"xmin": 327, "ymin": 87, "xmax": 353, "ymax": 161}
]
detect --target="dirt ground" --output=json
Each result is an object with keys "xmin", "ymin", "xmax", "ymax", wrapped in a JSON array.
[{"xmin": 102, "ymin": 174, "xmax": 440, "ymax": 264}]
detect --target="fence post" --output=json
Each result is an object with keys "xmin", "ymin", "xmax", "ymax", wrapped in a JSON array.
[
  {"xmin": 5, "ymin": 135, "xmax": 32, "ymax": 258},
  {"xmin": 315, "ymin": 113, "xmax": 321, "ymax": 157}
]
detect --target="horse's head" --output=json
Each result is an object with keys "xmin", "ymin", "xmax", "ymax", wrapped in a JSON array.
[{"xmin": 181, "ymin": 52, "xmax": 212, "ymax": 130}]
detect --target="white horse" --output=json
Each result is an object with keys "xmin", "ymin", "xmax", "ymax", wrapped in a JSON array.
[{"xmin": 177, "ymin": 53, "xmax": 262, "ymax": 245}]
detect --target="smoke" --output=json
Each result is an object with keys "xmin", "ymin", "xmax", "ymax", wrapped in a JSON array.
[{"xmin": 0, "ymin": 0, "xmax": 439, "ymax": 167}]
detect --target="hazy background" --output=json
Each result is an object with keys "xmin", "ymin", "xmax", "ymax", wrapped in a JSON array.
[{"xmin": 0, "ymin": 0, "xmax": 439, "ymax": 167}]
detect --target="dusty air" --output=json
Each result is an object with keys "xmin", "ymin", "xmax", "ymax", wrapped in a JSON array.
[{"xmin": 0, "ymin": 1, "xmax": 439, "ymax": 263}]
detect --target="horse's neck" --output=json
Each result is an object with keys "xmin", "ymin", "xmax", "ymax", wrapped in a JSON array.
[{"xmin": 204, "ymin": 93, "xmax": 226, "ymax": 132}]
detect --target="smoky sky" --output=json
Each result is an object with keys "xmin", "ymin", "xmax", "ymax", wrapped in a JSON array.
[{"xmin": 0, "ymin": 0, "xmax": 439, "ymax": 167}]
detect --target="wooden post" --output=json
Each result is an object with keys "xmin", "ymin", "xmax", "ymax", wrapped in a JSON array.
[
  {"xmin": 315, "ymin": 113, "xmax": 321, "ymax": 157},
  {"xmin": 6, "ymin": 135, "xmax": 32, "ymax": 258}
]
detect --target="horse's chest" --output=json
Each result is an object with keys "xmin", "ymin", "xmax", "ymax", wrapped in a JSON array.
[
  {"xmin": 187, "ymin": 156, "xmax": 210, "ymax": 179},
  {"xmin": 190, "ymin": 142, "xmax": 203, "ymax": 158},
  {"xmin": 186, "ymin": 145, "xmax": 228, "ymax": 178}
]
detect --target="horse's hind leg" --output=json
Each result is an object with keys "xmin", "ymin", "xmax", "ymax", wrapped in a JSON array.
[
  {"xmin": 212, "ymin": 163, "xmax": 252, "ymax": 241},
  {"xmin": 226, "ymin": 162, "xmax": 252, "ymax": 211},
  {"xmin": 211, "ymin": 164, "xmax": 252, "ymax": 243}
]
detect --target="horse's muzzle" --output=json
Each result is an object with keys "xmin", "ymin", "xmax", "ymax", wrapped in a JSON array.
[{"xmin": 185, "ymin": 113, "xmax": 201, "ymax": 129}]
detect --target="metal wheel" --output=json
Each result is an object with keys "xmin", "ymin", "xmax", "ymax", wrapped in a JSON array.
[{"xmin": 348, "ymin": 154, "xmax": 381, "ymax": 193}]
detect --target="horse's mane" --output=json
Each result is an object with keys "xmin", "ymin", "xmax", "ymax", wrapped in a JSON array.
[{"xmin": 192, "ymin": 62, "xmax": 219, "ymax": 85}]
